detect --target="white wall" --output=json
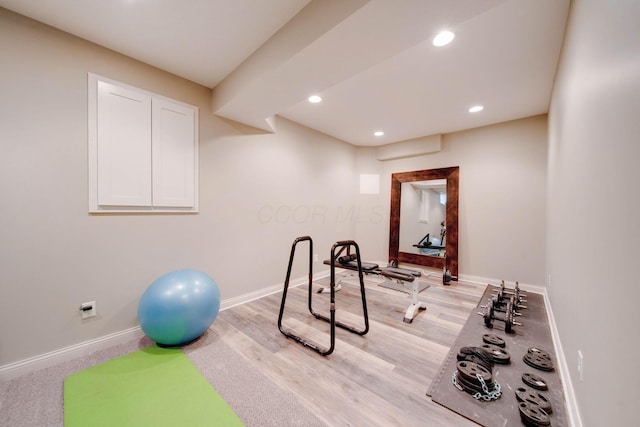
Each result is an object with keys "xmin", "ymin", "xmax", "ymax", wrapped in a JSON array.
[
  {"xmin": 547, "ymin": 1, "xmax": 640, "ymax": 425},
  {"xmin": 0, "ymin": 9, "xmax": 356, "ymax": 366},
  {"xmin": 355, "ymin": 115, "xmax": 548, "ymax": 286},
  {"xmin": 0, "ymin": 6, "xmax": 549, "ymax": 372}
]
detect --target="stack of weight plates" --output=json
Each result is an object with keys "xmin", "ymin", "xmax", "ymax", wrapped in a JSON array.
[
  {"xmin": 523, "ymin": 347, "xmax": 554, "ymax": 371},
  {"xmin": 516, "ymin": 384, "xmax": 553, "ymax": 426},
  {"xmin": 480, "ymin": 343, "xmax": 511, "ymax": 365},
  {"xmin": 518, "ymin": 401, "xmax": 551, "ymax": 427},
  {"xmin": 454, "ymin": 360, "xmax": 496, "ymax": 395}
]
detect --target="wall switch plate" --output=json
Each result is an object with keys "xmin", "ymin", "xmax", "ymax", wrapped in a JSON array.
[
  {"xmin": 80, "ymin": 301, "xmax": 96, "ymax": 319},
  {"xmin": 313, "ymin": 254, "xmax": 318, "ymax": 263}
]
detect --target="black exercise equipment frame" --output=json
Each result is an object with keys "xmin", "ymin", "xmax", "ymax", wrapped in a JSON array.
[{"xmin": 277, "ymin": 236, "xmax": 369, "ymax": 356}]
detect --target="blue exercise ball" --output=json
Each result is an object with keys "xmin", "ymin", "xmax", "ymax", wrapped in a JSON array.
[{"xmin": 138, "ymin": 269, "xmax": 220, "ymax": 346}]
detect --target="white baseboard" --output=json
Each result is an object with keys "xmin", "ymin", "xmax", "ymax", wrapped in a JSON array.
[
  {"xmin": 457, "ymin": 272, "xmax": 546, "ymax": 295},
  {"xmin": 0, "ymin": 271, "xmax": 330, "ymax": 383},
  {"xmin": 540, "ymin": 287, "xmax": 583, "ymax": 427},
  {"xmin": 0, "ymin": 326, "xmax": 144, "ymax": 383},
  {"xmin": 220, "ymin": 270, "xmax": 328, "ymax": 311}
]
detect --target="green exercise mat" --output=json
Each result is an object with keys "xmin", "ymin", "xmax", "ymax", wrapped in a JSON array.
[{"xmin": 64, "ymin": 345, "xmax": 244, "ymax": 427}]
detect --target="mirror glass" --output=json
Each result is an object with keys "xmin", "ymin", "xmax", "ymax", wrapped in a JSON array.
[
  {"xmin": 389, "ymin": 167, "xmax": 459, "ymax": 275},
  {"xmin": 399, "ymin": 180, "xmax": 447, "ymax": 257}
]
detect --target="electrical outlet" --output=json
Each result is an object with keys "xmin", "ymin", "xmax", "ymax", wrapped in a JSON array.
[
  {"xmin": 577, "ymin": 350, "xmax": 583, "ymax": 381},
  {"xmin": 80, "ymin": 301, "xmax": 97, "ymax": 319}
]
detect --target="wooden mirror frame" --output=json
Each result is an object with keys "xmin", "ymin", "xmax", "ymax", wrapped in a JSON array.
[{"xmin": 389, "ymin": 166, "xmax": 459, "ymax": 276}]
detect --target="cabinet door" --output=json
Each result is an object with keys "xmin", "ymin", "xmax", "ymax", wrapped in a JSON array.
[
  {"xmin": 151, "ymin": 99, "xmax": 196, "ymax": 208},
  {"xmin": 97, "ymin": 81, "xmax": 152, "ymax": 206}
]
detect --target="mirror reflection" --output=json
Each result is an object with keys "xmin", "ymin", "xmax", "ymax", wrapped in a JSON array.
[
  {"xmin": 399, "ymin": 180, "xmax": 447, "ymax": 257},
  {"xmin": 388, "ymin": 166, "xmax": 459, "ymax": 276}
]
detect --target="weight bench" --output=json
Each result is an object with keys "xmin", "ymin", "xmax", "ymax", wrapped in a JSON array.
[{"xmin": 324, "ymin": 249, "xmax": 429, "ymax": 324}]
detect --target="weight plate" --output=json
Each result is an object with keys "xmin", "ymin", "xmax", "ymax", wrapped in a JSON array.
[
  {"xmin": 457, "ymin": 353, "xmax": 493, "ymax": 373},
  {"xmin": 528, "ymin": 347, "xmax": 552, "ymax": 359},
  {"xmin": 483, "ymin": 309, "xmax": 493, "ymax": 328},
  {"xmin": 518, "ymin": 401, "xmax": 551, "ymax": 427},
  {"xmin": 504, "ymin": 304, "xmax": 514, "ymax": 333},
  {"xmin": 456, "ymin": 361, "xmax": 491, "ymax": 384},
  {"xmin": 515, "ymin": 386, "xmax": 553, "ymax": 413},
  {"xmin": 489, "ymin": 297, "xmax": 498, "ymax": 316},
  {"xmin": 523, "ymin": 352, "xmax": 555, "ymax": 371},
  {"xmin": 454, "ymin": 371, "xmax": 486, "ymax": 394},
  {"xmin": 456, "ymin": 360, "xmax": 492, "ymax": 383},
  {"xmin": 482, "ymin": 334, "xmax": 505, "ymax": 347},
  {"xmin": 522, "ymin": 372, "xmax": 549, "ymax": 391},
  {"xmin": 459, "ymin": 346, "xmax": 494, "ymax": 371},
  {"xmin": 459, "ymin": 346, "xmax": 493, "ymax": 359},
  {"xmin": 481, "ymin": 343, "xmax": 511, "ymax": 364}
]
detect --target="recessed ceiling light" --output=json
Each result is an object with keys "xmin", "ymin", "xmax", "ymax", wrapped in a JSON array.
[
  {"xmin": 374, "ymin": 131, "xmax": 384, "ymax": 137},
  {"xmin": 433, "ymin": 30, "xmax": 455, "ymax": 47},
  {"xmin": 308, "ymin": 95, "xmax": 322, "ymax": 103},
  {"xmin": 469, "ymin": 105, "xmax": 484, "ymax": 113}
]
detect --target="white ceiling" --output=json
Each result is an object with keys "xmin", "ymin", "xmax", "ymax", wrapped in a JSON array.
[{"xmin": 0, "ymin": 0, "xmax": 570, "ymax": 146}]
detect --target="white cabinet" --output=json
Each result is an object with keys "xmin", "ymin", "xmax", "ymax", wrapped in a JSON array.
[
  {"xmin": 152, "ymin": 99, "xmax": 196, "ymax": 208},
  {"xmin": 88, "ymin": 74, "xmax": 198, "ymax": 213},
  {"xmin": 96, "ymin": 81, "xmax": 152, "ymax": 207}
]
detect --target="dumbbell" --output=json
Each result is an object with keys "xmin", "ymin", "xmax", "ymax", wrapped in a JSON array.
[
  {"xmin": 500, "ymin": 293, "xmax": 526, "ymax": 311},
  {"xmin": 481, "ymin": 295, "xmax": 523, "ymax": 317},
  {"xmin": 478, "ymin": 300, "xmax": 521, "ymax": 333},
  {"xmin": 499, "ymin": 280, "xmax": 526, "ymax": 298},
  {"xmin": 496, "ymin": 289, "xmax": 527, "ymax": 307},
  {"xmin": 493, "ymin": 282, "xmax": 527, "ymax": 307}
]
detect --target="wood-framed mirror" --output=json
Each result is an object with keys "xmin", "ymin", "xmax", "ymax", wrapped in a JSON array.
[{"xmin": 389, "ymin": 166, "xmax": 459, "ymax": 276}]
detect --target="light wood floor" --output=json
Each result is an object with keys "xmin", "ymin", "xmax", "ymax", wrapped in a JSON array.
[{"xmin": 215, "ymin": 270, "xmax": 485, "ymax": 426}]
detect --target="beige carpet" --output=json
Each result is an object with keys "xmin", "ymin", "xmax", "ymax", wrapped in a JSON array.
[{"xmin": 0, "ymin": 330, "xmax": 324, "ymax": 427}]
